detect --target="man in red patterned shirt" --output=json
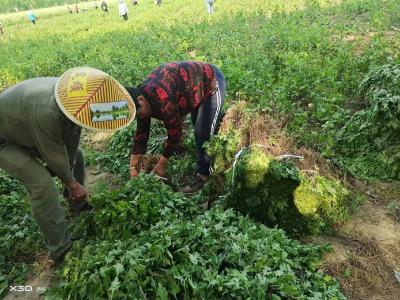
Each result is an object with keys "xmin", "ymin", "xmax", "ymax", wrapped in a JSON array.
[{"xmin": 126, "ymin": 61, "xmax": 226, "ymax": 192}]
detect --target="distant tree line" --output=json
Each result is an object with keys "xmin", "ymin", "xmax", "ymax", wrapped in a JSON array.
[
  {"xmin": 0, "ymin": 0, "xmax": 89, "ymax": 14},
  {"xmin": 92, "ymin": 103, "xmax": 129, "ymax": 116}
]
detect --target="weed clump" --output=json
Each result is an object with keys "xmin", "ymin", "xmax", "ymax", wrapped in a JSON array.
[
  {"xmin": 209, "ymin": 130, "xmax": 243, "ymax": 173},
  {"xmin": 239, "ymin": 148, "xmax": 272, "ymax": 188},
  {"xmin": 225, "ymin": 148, "xmax": 306, "ymax": 234},
  {"xmin": 225, "ymin": 148, "xmax": 351, "ymax": 234}
]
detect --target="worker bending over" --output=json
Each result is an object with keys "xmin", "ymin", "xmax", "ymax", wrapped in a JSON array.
[
  {"xmin": 127, "ymin": 61, "xmax": 226, "ymax": 193},
  {"xmin": 0, "ymin": 67, "xmax": 136, "ymax": 263}
]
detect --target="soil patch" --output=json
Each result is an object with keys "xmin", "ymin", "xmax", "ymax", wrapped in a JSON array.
[
  {"xmin": 81, "ymin": 130, "xmax": 113, "ymax": 151},
  {"xmin": 4, "ymin": 252, "xmax": 53, "ymax": 300},
  {"xmin": 322, "ymin": 180, "xmax": 400, "ymax": 299},
  {"xmin": 85, "ymin": 165, "xmax": 117, "ymax": 191}
]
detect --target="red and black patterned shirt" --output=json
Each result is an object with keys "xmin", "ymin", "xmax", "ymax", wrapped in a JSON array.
[{"xmin": 132, "ymin": 61, "xmax": 217, "ymax": 158}]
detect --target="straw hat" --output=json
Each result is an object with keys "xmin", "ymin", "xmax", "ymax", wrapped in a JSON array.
[{"xmin": 55, "ymin": 67, "xmax": 135, "ymax": 131}]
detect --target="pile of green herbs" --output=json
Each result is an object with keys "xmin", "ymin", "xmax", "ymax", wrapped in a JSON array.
[{"xmin": 49, "ymin": 175, "xmax": 344, "ymax": 299}]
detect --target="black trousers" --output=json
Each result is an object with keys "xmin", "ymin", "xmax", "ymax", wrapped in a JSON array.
[{"xmin": 191, "ymin": 66, "xmax": 226, "ymax": 176}]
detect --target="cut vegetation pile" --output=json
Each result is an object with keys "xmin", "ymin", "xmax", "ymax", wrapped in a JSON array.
[
  {"xmin": 49, "ymin": 175, "xmax": 344, "ymax": 299},
  {"xmin": 42, "ymin": 101, "xmax": 354, "ymax": 298},
  {"xmin": 207, "ymin": 103, "xmax": 355, "ymax": 235}
]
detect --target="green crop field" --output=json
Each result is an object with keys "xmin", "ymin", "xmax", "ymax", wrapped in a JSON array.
[
  {"xmin": 1, "ymin": 0, "xmax": 400, "ymax": 298},
  {"xmin": 1, "ymin": 0, "xmax": 399, "ymax": 180}
]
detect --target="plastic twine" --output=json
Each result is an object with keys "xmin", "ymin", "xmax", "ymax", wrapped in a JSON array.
[{"xmin": 230, "ymin": 144, "xmax": 304, "ymax": 186}]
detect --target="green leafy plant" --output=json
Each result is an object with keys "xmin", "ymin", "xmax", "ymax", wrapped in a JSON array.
[
  {"xmin": 0, "ymin": 193, "xmax": 44, "ymax": 297},
  {"xmin": 96, "ymin": 124, "xmax": 136, "ymax": 178},
  {"xmin": 293, "ymin": 174, "xmax": 351, "ymax": 234},
  {"xmin": 52, "ymin": 208, "xmax": 344, "ymax": 299},
  {"xmin": 71, "ymin": 174, "xmax": 198, "ymax": 240},
  {"xmin": 0, "ymin": 170, "xmax": 24, "ymax": 195},
  {"xmin": 206, "ymin": 130, "xmax": 243, "ymax": 174},
  {"xmin": 222, "ymin": 147, "xmax": 352, "ymax": 235},
  {"xmin": 336, "ymin": 64, "xmax": 400, "ymax": 179},
  {"xmin": 225, "ymin": 148, "xmax": 307, "ymax": 234}
]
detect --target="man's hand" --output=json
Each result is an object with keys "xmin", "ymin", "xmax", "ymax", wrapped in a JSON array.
[
  {"xmin": 130, "ymin": 154, "xmax": 142, "ymax": 178},
  {"xmin": 65, "ymin": 180, "xmax": 88, "ymax": 202},
  {"xmin": 152, "ymin": 155, "xmax": 168, "ymax": 177}
]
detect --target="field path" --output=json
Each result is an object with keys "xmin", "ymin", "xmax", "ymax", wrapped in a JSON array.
[
  {"xmin": 4, "ymin": 270, "xmax": 53, "ymax": 300},
  {"xmin": 323, "ymin": 181, "xmax": 400, "ymax": 299}
]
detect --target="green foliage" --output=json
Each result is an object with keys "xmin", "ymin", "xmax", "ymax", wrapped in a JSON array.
[
  {"xmin": 0, "ymin": 170, "xmax": 25, "ymax": 195},
  {"xmin": 293, "ymin": 175, "xmax": 351, "ymax": 234},
  {"xmin": 206, "ymin": 129, "xmax": 243, "ymax": 174},
  {"xmin": 0, "ymin": 193, "xmax": 44, "ymax": 297},
  {"xmin": 97, "ymin": 122, "xmax": 170, "ymax": 178},
  {"xmin": 360, "ymin": 64, "xmax": 400, "ymax": 95},
  {"xmin": 82, "ymin": 147, "xmax": 101, "ymax": 167},
  {"xmin": 71, "ymin": 174, "xmax": 198, "ymax": 240},
  {"xmin": 96, "ymin": 124, "xmax": 136, "ymax": 178},
  {"xmin": 42, "ymin": 162, "xmax": 344, "ymax": 298},
  {"xmin": 1, "ymin": 0, "xmax": 399, "ymax": 180},
  {"xmin": 239, "ymin": 149, "xmax": 272, "ymax": 188},
  {"xmin": 336, "ymin": 64, "xmax": 400, "ymax": 179},
  {"xmin": 223, "ymin": 148, "xmax": 352, "ymax": 235},
  {"xmin": 52, "ymin": 208, "xmax": 344, "ymax": 299},
  {"xmin": 96, "ymin": 117, "xmax": 197, "ymax": 181},
  {"xmin": 225, "ymin": 148, "xmax": 307, "ymax": 234}
]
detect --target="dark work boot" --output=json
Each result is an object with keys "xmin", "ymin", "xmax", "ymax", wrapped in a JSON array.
[{"xmin": 181, "ymin": 173, "xmax": 209, "ymax": 195}]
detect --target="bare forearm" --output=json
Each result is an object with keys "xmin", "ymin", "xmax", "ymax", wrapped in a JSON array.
[
  {"xmin": 157, "ymin": 155, "xmax": 168, "ymax": 167},
  {"xmin": 130, "ymin": 154, "xmax": 142, "ymax": 168}
]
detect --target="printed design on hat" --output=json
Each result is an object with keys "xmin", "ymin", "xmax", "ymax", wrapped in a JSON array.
[{"xmin": 56, "ymin": 68, "xmax": 135, "ymax": 131}]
